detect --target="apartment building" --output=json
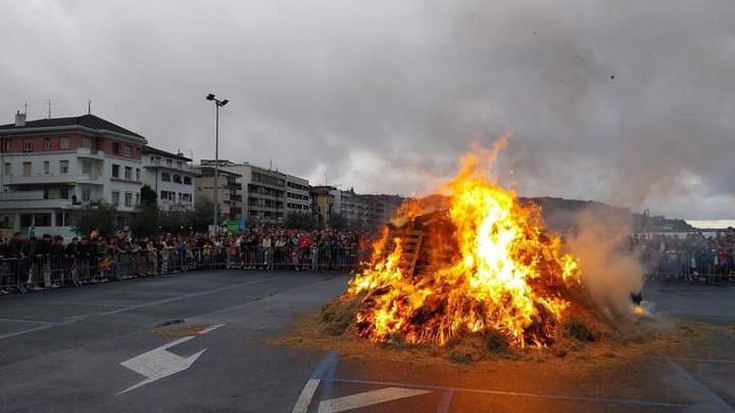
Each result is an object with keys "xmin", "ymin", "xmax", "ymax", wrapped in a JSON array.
[
  {"xmin": 141, "ymin": 146, "xmax": 197, "ymax": 211},
  {"xmin": 192, "ymin": 165, "xmax": 243, "ymax": 221},
  {"xmin": 200, "ymin": 160, "xmax": 310, "ymax": 225},
  {"xmin": 0, "ymin": 112, "xmax": 147, "ymax": 238},
  {"xmin": 310, "ymin": 186, "xmax": 404, "ymax": 229}
]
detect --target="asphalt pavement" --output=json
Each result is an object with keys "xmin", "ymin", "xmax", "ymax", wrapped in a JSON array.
[{"xmin": 0, "ymin": 272, "xmax": 732, "ymax": 413}]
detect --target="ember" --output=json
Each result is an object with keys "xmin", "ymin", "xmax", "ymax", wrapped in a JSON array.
[{"xmin": 346, "ymin": 141, "xmax": 585, "ymax": 349}]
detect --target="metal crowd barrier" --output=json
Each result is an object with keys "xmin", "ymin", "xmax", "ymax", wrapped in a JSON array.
[
  {"xmin": 0, "ymin": 246, "xmax": 362, "ymax": 294},
  {"xmin": 642, "ymin": 251, "xmax": 734, "ymax": 282}
]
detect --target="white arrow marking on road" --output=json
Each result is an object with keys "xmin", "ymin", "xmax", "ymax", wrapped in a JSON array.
[
  {"xmin": 118, "ymin": 323, "xmax": 224, "ymax": 394},
  {"xmin": 318, "ymin": 387, "xmax": 431, "ymax": 413}
]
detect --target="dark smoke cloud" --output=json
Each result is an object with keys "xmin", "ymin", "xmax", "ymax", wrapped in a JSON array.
[{"xmin": 0, "ymin": 0, "xmax": 732, "ymax": 219}]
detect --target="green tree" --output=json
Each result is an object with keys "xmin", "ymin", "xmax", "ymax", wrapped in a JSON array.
[
  {"xmin": 160, "ymin": 209, "xmax": 189, "ymax": 234},
  {"xmin": 284, "ymin": 212, "xmax": 317, "ymax": 230},
  {"xmin": 131, "ymin": 204, "xmax": 159, "ymax": 237},
  {"xmin": 73, "ymin": 202, "xmax": 117, "ymax": 237},
  {"xmin": 140, "ymin": 185, "xmax": 158, "ymax": 207},
  {"xmin": 189, "ymin": 198, "xmax": 216, "ymax": 233}
]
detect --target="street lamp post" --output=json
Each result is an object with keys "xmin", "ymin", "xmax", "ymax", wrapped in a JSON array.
[{"xmin": 206, "ymin": 94, "xmax": 229, "ymax": 234}]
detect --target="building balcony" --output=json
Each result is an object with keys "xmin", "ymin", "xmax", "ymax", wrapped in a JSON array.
[
  {"xmin": 0, "ymin": 191, "xmax": 75, "ymax": 210},
  {"xmin": 3, "ymin": 174, "xmax": 103, "ymax": 186},
  {"xmin": 76, "ymin": 147, "xmax": 105, "ymax": 160}
]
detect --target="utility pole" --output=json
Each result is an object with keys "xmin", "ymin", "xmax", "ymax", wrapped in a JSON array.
[{"xmin": 205, "ymin": 94, "xmax": 229, "ymax": 234}]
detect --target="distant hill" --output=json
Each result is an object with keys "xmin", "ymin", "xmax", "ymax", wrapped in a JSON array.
[{"xmin": 518, "ymin": 197, "xmax": 694, "ymax": 234}]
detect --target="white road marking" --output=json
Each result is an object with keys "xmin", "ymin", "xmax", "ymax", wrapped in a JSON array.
[
  {"xmin": 49, "ymin": 300, "xmax": 128, "ymax": 307},
  {"xmin": 318, "ymin": 387, "xmax": 431, "ymax": 413},
  {"xmin": 118, "ymin": 323, "xmax": 224, "ymax": 394},
  {"xmin": 292, "ymin": 378, "xmax": 321, "ymax": 413},
  {"xmin": 100, "ymin": 277, "xmax": 274, "ymax": 316},
  {"xmin": 0, "ymin": 317, "xmax": 60, "ymax": 325}
]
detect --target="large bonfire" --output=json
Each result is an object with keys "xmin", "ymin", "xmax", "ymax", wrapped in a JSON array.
[{"xmin": 343, "ymin": 140, "xmax": 589, "ymax": 349}]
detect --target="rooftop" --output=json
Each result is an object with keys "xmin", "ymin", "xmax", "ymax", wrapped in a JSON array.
[
  {"xmin": 0, "ymin": 114, "xmax": 145, "ymax": 139},
  {"xmin": 142, "ymin": 145, "xmax": 192, "ymax": 162}
]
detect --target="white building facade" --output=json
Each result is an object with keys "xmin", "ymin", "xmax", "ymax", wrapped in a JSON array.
[
  {"xmin": 200, "ymin": 160, "xmax": 310, "ymax": 225},
  {"xmin": 0, "ymin": 112, "xmax": 148, "ymax": 238},
  {"xmin": 141, "ymin": 146, "xmax": 197, "ymax": 211}
]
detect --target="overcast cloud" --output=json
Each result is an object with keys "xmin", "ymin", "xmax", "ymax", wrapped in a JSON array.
[{"xmin": 1, "ymin": 0, "xmax": 733, "ymax": 220}]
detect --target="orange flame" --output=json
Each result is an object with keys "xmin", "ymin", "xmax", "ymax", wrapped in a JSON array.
[{"xmin": 348, "ymin": 140, "xmax": 581, "ymax": 348}]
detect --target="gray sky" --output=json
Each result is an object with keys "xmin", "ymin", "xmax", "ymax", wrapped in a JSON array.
[{"xmin": 1, "ymin": 0, "xmax": 733, "ymax": 220}]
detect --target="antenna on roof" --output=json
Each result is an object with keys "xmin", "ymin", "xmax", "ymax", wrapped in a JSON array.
[
  {"xmin": 88, "ymin": 99, "xmax": 92, "ymax": 115},
  {"xmin": 23, "ymin": 102, "xmax": 27, "ymax": 114},
  {"xmin": 269, "ymin": 159, "xmax": 272, "ymax": 170},
  {"xmin": 46, "ymin": 99, "xmax": 51, "ymax": 119}
]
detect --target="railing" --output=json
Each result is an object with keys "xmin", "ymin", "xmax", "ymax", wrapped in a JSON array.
[
  {"xmin": 0, "ymin": 246, "xmax": 363, "ymax": 294},
  {"xmin": 642, "ymin": 251, "xmax": 734, "ymax": 282},
  {"xmin": 3, "ymin": 245, "xmax": 730, "ymax": 294}
]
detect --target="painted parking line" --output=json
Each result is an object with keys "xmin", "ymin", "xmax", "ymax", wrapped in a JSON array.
[
  {"xmin": 98, "ymin": 277, "xmax": 276, "ymax": 316},
  {"xmin": 292, "ymin": 351, "xmax": 340, "ymax": 413},
  {"xmin": 436, "ymin": 390, "xmax": 454, "ymax": 413},
  {"xmin": 0, "ymin": 317, "xmax": 62, "ymax": 325},
  {"xmin": 665, "ymin": 358, "xmax": 733, "ymax": 412},
  {"xmin": 48, "ymin": 300, "xmax": 129, "ymax": 307},
  {"xmin": 0, "ymin": 324, "xmax": 56, "ymax": 340},
  {"xmin": 113, "ymin": 290, "xmax": 188, "ymax": 297},
  {"xmin": 326, "ymin": 378, "xmax": 693, "ymax": 409},
  {"xmin": 318, "ymin": 387, "xmax": 431, "ymax": 413},
  {"xmin": 0, "ymin": 276, "xmax": 276, "ymax": 341}
]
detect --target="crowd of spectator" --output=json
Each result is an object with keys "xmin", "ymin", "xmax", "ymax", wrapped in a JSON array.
[
  {"xmin": 629, "ymin": 228, "xmax": 735, "ymax": 281},
  {"xmin": 0, "ymin": 226, "xmax": 367, "ymax": 291}
]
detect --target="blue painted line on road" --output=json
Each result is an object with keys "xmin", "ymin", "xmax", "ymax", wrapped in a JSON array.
[
  {"xmin": 310, "ymin": 351, "xmax": 339, "ymax": 380},
  {"xmin": 436, "ymin": 389, "xmax": 454, "ymax": 413},
  {"xmin": 665, "ymin": 358, "xmax": 733, "ymax": 411},
  {"xmin": 326, "ymin": 377, "xmax": 693, "ymax": 409},
  {"xmin": 321, "ymin": 351, "xmax": 340, "ymax": 402}
]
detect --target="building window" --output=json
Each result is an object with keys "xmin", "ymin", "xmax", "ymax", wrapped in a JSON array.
[
  {"xmin": 183, "ymin": 176, "xmax": 192, "ymax": 185},
  {"xmin": 135, "ymin": 193, "xmax": 140, "ymax": 206},
  {"xmin": 176, "ymin": 161, "xmax": 182, "ymax": 168},
  {"xmin": 43, "ymin": 161, "xmax": 50, "ymax": 174},
  {"xmin": 166, "ymin": 159, "xmax": 172, "ymax": 167},
  {"xmin": 82, "ymin": 190, "xmax": 90, "ymax": 202},
  {"xmin": 124, "ymin": 145, "xmax": 132, "ymax": 157},
  {"xmin": 22, "ymin": 162, "xmax": 31, "ymax": 176},
  {"xmin": 112, "ymin": 142, "xmax": 120, "ymax": 155},
  {"xmin": 43, "ymin": 137, "xmax": 51, "ymax": 151},
  {"xmin": 124, "ymin": 166, "xmax": 132, "ymax": 180},
  {"xmin": 3, "ymin": 162, "xmax": 10, "ymax": 176},
  {"xmin": 82, "ymin": 160, "xmax": 92, "ymax": 175},
  {"xmin": 60, "ymin": 137, "xmax": 70, "ymax": 149},
  {"xmin": 43, "ymin": 189, "xmax": 49, "ymax": 199},
  {"xmin": 60, "ymin": 188, "xmax": 69, "ymax": 200},
  {"xmin": 173, "ymin": 175, "xmax": 182, "ymax": 184},
  {"xmin": 112, "ymin": 191, "xmax": 120, "ymax": 205},
  {"xmin": 60, "ymin": 160, "xmax": 69, "ymax": 174},
  {"xmin": 135, "ymin": 168, "xmax": 140, "ymax": 181},
  {"xmin": 55, "ymin": 212, "xmax": 65, "ymax": 227},
  {"xmin": 161, "ymin": 173, "xmax": 171, "ymax": 182},
  {"xmin": 112, "ymin": 164, "xmax": 120, "ymax": 178},
  {"xmin": 124, "ymin": 192, "xmax": 132, "ymax": 207},
  {"xmin": 23, "ymin": 140, "xmax": 32, "ymax": 152},
  {"xmin": 82, "ymin": 137, "xmax": 92, "ymax": 148},
  {"xmin": 2, "ymin": 140, "xmax": 10, "ymax": 151}
]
